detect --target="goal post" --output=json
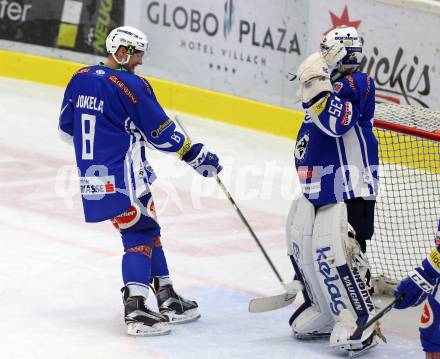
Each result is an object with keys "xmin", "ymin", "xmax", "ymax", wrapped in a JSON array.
[{"xmin": 370, "ymin": 103, "xmax": 440, "ymax": 288}]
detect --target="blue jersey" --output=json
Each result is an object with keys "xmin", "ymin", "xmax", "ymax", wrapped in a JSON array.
[
  {"xmin": 420, "ymin": 219, "xmax": 440, "ymax": 352},
  {"xmin": 59, "ymin": 65, "xmax": 192, "ymax": 222},
  {"xmin": 294, "ymin": 72, "xmax": 379, "ymax": 205}
]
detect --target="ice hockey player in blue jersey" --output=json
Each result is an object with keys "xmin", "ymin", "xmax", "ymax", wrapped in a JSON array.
[
  {"xmin": 58, "ymin": 26, "xmax": 222, "ymax": 336},
  {"xmin": 394, "ymin": 220, "xmax": 440, "ymax": 358},
  {"xmin": 285, "ymin": 26, "xmax": 380, "ymax": 356}
]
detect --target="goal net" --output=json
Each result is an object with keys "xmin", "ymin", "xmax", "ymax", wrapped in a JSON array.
[{"xmin": 370, "ymin": 103, "xmax": 440, "ymax": 285}]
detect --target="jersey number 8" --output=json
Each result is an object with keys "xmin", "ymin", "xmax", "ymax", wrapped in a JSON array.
[{"xmin": 81, "ymin": 114, "xmax": 96, "ymax": 160}]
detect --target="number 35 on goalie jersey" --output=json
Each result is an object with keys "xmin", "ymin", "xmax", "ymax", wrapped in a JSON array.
[
  {"xmin": 58, "ymin": 65, "xmax": 191, "ymax": 223},
  {"xmin": 295, "ymin": 72, "xmax": 379, "ymax": 205}
]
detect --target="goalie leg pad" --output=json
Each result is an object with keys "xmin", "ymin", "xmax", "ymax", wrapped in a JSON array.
[
  {"xmin": 286, "ymin": 196, "xmax": 334, "ymax": 335},
  {"xmin": 291, "ymin": 303, "xmax": 334, "ymax": 339},
  {"xmin": 312, "ymin": 203, "xmax": 377, "ymax": 351},
  {"xmin": 312, "ymin": 203, "xmax": 375, "ymax": 320},
  {"xmin": 289, "ymin": 255, "xmax": 334, "ymax": 336},
  {"xmin": 331, "ymin": 319, "xmax": 378, "ymax": 355},
  {"xmin": 288, "ymin": 255, "xmax": 312, "ymax": 326}
]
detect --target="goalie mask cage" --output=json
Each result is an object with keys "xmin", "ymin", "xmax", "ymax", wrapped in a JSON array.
[{"xmin": 371, "ymin": 103, "xmax": 440, "ymax": 285}]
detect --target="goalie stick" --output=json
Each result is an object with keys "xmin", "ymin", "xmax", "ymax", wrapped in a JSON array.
[{"xmin": 248, "ymin": 280, "xmax": 304, "ymax": 313}]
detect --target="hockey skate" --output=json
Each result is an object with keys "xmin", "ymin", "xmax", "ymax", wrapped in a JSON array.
[
  {"xmin": 153, "ymin": 279, "xmax": 201, "ymax": 324},
  {"xmin": 295, "ymin": 331, "xmax": 332, "ymax": 340},
  {"xmin": 346, "ymin": 331, "xmax": 379, "ymax": 358},
  {"xmin": 121, "ymin": 286, "xmax": 171, "ymax": 336},
  {"xmin": 290, "ymin": 304, "xmax": 333, "ymax": 340},
  {"xmin": 330, "ymin": 319, "xmax": 379, "ymax": 358}
]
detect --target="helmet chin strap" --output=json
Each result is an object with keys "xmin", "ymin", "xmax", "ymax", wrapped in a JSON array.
[{"xmin": 112, "ymin": 53, "xmax": 131, "ymax": 65}]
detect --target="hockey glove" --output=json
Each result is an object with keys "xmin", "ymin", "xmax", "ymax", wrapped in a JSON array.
[
  {"xmin": 394, "ymin": 267, "xmax": 436, "ymax": 309},
  {"xmin": 296, "ymin": 52, "xmax": 333, "ymax": 104},
  {"xmin": 320, "ymin": 42, "xmax": 347, "ymax": 67},
  {"xmin": 182, "ymin": 143, "xmax": 222, "ymax": 177}
]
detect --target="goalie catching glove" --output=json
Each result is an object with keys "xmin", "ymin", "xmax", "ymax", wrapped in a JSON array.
[
  {"xmin": 182, "ymin": 143, "xmax": 222, "ymax": 177},
  {"xmin": 296, "ymin": 52, "xmax": 333, "ymax": 105}
]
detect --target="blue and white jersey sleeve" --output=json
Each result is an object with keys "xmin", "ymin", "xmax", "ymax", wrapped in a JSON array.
[
  {"xmin": 58, "ymin": 83, "xmax": 75, "ymax": 144},
  {"xmin": 305, "ymin": 92, "xmax": 359, "ymax": 137},
  {"xmin": 419, "ymin": 219, "xmax": 440, "ymax": 353},
  {"xmin": 295, "ymin": 72, "xmax": 378, "ymax": 205},
  {"xmin": 127, "ymin": 78, "xmax": 192, "ymax": 159},
  {"xmin": 304, "ymin": 73, "xmax": 375, "ymax": 138},
  {"xmin": 423, "ymin": 219, "xmax": 440, "ymax": 280}
]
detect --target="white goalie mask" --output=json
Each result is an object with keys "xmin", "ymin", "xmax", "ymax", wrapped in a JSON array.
[
  {"xmin": 106, "ymin": 26, "xmax": 149, "ymax": 65},
  {"xmin": 320, "ymin": 26, "xmax": 362, "ymax": 75}
]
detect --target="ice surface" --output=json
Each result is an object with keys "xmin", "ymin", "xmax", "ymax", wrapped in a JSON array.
[{"xmin": 0, "ymin": 77, "xmax": 423, "ymax": 358}]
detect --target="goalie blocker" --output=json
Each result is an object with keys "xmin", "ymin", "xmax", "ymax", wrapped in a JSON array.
[{"xmin": 286, "ymin": 196, "xmax": 379, "ymax": 356}]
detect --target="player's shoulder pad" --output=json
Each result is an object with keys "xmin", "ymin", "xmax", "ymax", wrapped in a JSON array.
[
  {"xmin": 76, "ymin": 66, "xmax": 93, "ymax": 75},
  {"xmin": 334, "ymin": 71, "xmax": 374, "ymax": 101},
  {"xmin": 70, "ymin": 65, "xmax": 109, "ymax": 82},
  {"xmin": 139, "ymin": 76, "xmax": 155, "ymax": 96},
  {"xmin": 70, "ymin": 66, "xmax": 94, "ymax": 79},
  {"xmin": 106, "ymin": 72, "xmax": 139, "ymax": 105},
  {"xmin": 67, "ymin": 66, "xmax": 92, "ymax": 84}
]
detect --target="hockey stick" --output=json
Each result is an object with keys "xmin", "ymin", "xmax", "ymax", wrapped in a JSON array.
[
  {"xmin": 212, "ymin": 168, "xmax": 285, "ymax": 284},
  {"xmin": 174, "ymin": 116, "xmax": 300, "ymax": 312},
  {"xmin": 350, "ymin": 294, "xmax": 403, "ymax": 339},
  {"xmin": 174, "ymin": 116, "xmax": 285, "ymax": 285},
  {"xmin": 248, "ymin": 280, "xmax": 303, "ymax": 313}
]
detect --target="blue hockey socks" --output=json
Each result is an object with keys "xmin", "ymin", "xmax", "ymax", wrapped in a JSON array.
[
  {"xmin": 122, "ymin": 252, "xmax": 151, "ymax": 286},
  {"xmin": 151, "ymin": 243, "xmax": 170, "ymax": 278}
]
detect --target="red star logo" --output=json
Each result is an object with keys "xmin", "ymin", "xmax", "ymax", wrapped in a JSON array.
[{"xmin": 324, "ymin": 5, "xmax": 361, "ymax": 35}]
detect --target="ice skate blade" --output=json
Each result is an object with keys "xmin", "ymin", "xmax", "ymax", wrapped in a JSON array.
[
  {"xmin": 127, "ymin": 322, "xmax": 171, "ymax": 336},
  {"xmin": 294, "ymin": 332, "xmax": 331, "ymax": 340},
  {"xmin": 347, "ymin": 340, "xmax": 379, "ymax": 358},
  {"xmin": 163, "ymin": 308, "xmax": 201, "ymax": 324}
]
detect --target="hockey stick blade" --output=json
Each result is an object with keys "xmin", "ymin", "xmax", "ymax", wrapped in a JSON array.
[
  {"xmin": 249, "ymin": 281, "xmax": 303, "ymax": 313},
  {"xmin": 249, "ymin": 292, "xmax": 298, "ymax": 313}
]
